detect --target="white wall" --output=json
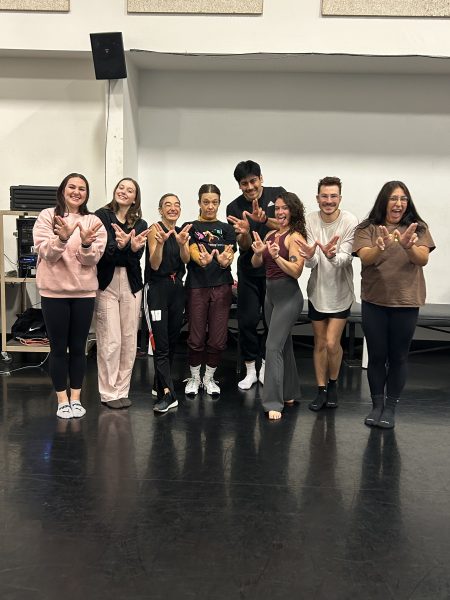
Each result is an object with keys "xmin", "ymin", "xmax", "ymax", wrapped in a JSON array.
[
  {"xmin": 138, "ymin": 69, "xmax": 450, "ymax": 303},
  {"xmin": 0, "ymin": 57, "xmax": 106, "ymax": 330},
  {"xmin": 1, "ymin": 1, "xmax": 450, "ymax": 57}
]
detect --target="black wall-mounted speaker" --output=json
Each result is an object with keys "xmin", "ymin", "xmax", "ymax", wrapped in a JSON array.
[{"xmin": 90, "ymin": 32, "xmax": 127, "ymax": 80}]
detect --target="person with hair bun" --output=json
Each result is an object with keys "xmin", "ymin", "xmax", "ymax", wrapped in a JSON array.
[
  {"xmin": 146, "ymin": 194, "xmax": 191, "ymax": 413},
  {"xmin": 251, "ymin": 191, "xmax": 306, "ymax": 420},
  {"xmin": 33, "ymin": 173, "xmax": 107, "ymax": 419},
  {"xmin": 184, "ymin": 184, "xmax": 236, "ymax": 397},
  {"xmin": 353, "ymin": 181, "xmax": 435, "ymax": 429},
  {"xmin": 95, "ymin": 178, "xmax": 149, "ymax": 409}
]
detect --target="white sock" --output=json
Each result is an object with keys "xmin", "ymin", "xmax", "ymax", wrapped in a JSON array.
[
  {"xmin": 190, "ymin": 365, "xmax": 201, "ymax": 379},
  {"xmin": 259, "ymin": 359, "xmax": 265, "ymax": 384},
  {"xmin": 204, "ymin": 365, "xmax": 216, "ymax": 380},
  {"xmin": 238, "ymin": 361, "xmax": 257, "ymax": 390}
]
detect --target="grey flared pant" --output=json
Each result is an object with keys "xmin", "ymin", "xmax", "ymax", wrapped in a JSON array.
[{"xmin": 262, "ymin": 277, "xmax": 303, "ymax": 412}]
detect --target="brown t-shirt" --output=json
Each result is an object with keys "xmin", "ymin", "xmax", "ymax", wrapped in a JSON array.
[{"xmin": 352, "ymin": 223, "xmax": 435, "ymax": 307}]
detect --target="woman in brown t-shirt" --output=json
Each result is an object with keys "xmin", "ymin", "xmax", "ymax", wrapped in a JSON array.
[{"xmin": 353, "ymin": 181, "xmax": 435, "ymax": 429}]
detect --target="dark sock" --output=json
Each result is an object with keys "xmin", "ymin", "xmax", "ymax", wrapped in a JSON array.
[
  {"xmin": 309, "ymin": 387, "xmax": 327, "ymax": 412},
  {"xmin": 379, "ymin": 396, "xmax": 397, "ymax": 429},
  {"xmin": 325, "ymin": 379, "xmax": 338, "ymax": 408},
  {"xmin": 364, "ymin": 394, "xmax": 384, "ymax": 427}
]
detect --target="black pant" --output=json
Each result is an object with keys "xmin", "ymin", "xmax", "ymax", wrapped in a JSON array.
[
  {"xmin": 237, "ymin": 272, "xmax": 267, "ymax": 363},
  {"xmin": 41, "ymin": 297, "xmax": 95, "ymax": 392},
  {"xmin": 362, "ymin": 300, "xmax": 419, "ymax": 398},
  {"xmin": 147, "ymin": 279, "xmax": 185, "ymax": 399}
]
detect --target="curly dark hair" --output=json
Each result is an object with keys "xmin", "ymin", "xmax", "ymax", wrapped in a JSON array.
[
  {"xmin": 276, "ymin": 191, "xmax": 307, "ymax": 238},
  {"xmin": 357, "ymin": 180, "xmax": 427, "ymax": 234}
]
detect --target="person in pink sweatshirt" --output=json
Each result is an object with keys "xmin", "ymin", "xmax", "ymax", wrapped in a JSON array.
[{"xmin": 33, "ymin": 173, "xmax": 107, "ymax": 419}]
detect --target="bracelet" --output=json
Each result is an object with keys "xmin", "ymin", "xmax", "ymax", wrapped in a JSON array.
[
  {"xmin": 59, "ymin": 236, "xmax": 69, "ymax": 243},
  {"xmin": 81, "ymin": 243, "xmax": 92, "ymax": 249},
  {"xmin": 274, "ymin": 254, "xmax": 279, "ymax": 259}
]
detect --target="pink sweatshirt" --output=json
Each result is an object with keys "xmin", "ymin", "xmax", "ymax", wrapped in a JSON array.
[{"xmin": 33, "ymin": 208, "xmax": 107, "ymax": 298}]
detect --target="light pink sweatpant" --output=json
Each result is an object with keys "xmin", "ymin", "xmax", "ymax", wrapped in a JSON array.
[{"xmin": 95, "ymin": 267, "xmax": 142, "ymax": 403}]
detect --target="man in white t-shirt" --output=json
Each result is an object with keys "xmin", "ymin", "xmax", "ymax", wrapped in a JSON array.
[{"xmin": 297, "ymin": 176, "xmax": 358, "ymax": 411}]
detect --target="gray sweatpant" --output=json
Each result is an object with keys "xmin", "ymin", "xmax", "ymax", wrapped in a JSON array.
[{"xmin": 262, "ymin": 277, "xmax": 303, "ymax": 413}]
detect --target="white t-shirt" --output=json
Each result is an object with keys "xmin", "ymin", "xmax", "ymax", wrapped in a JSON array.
[{"xmin": 305, "ymin": 210, "xmax": 358, "ymax": 313}]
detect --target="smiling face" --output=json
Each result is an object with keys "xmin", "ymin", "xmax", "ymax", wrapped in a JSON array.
[
  {"xmin": 159, "ymin": 195, "xmax": 181, "ymax": 223},
  {"xmin": 274, "ymin": 197, "xmax": 291, "ymax": 229},
  {"xmin": 238, "ymin": 174, "xmax": 263, "ymax": 203},
  {"xmin": 316, "ymin": 184, "xmax": 341, "ymax": 221},
  {"xmin": 64, "ymin": 177, "xmax": 88, "ymax": 214},
  {"xmin": 199, "ymin": 193, "xmax": 220, "ymax": 221},
  {"xmin": 385, "ymin": 186, "xmax": 409, "ymax": 225},
  {"xmin": 114, "ymin": 179, "xmax": 137, "ymax": 209}
]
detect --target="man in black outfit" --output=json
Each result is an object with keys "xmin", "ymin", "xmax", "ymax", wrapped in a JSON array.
[{"xmin": 226, "ymin": 160, "xmax": 286, "ymax": 390}]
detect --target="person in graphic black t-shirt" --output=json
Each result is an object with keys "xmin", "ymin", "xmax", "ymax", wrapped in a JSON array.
[
  {"xmin": 184, "ymin": 184, "xmax": 236, "ymax": 397},
  {"xmin": 226, "ymin": 160, "xmax": 286, "ymax": 390}
]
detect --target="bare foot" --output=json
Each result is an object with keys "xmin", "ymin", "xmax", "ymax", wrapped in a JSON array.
[
  {"xmin": 284, "ymin": 399, "xmax": 295, "ymax": 406},
  {"xmin": 268, "ymin": 410, "xmax": 282, "ymax": 420}
]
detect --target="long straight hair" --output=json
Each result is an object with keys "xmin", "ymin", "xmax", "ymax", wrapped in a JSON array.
[
  {"xmin": 104, "ymin": 177, "xmax": 142, "ymax": 228},
  {"xmin": 357, "ymin": 180, "xmax": 427, "ymax": 233}
]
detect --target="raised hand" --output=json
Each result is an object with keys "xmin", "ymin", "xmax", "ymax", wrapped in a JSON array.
[
  {"xmin": 174, "ymin": 223, "xmax": 192, "ymax": 246},
  {"xmin": 227, "ymin": 214, "xmax": 250, "ymax": 235},
  {"xmin": 376, "ymin": 225, "xmax": 395, "ymax": 251},
  {"xmin": 53, "ymin": 215, "xmax": 79, "ymax": 242},
  {"xmin": 295, "ymin": 237, "xmax": 317, "ymax": 259},
  {"xmin": 198, "ymin": 243, "xmax": 217, "ymax": 267},
  {"xmin": 317, "ymin": 234, "xmax": 340, "ymax": 259},
  {"xmin": 251, "ymin": 231, "xmax": 265, "ymax": 256},
  {"xmin": 242, "ymin": 198, "xmax": 267, "ymax": 224},
  {"xmin": 217, "ymin": 244, "xmax": 234, "ymax": 268},
  {"xmin": 79, "ymin": 221, "xmax": 103, "ymax": 247},
  {"xmin": 266, "ymin": 239, "xmax": 280, "ymax": 260},
  {"xmin": 130, "ymin": 228, "xmax": 150, "ymax": 252},
  {"xmin": 111, "ymin": 222, "xmax": 132, "ymax": 249},
  {"xmin": 153, "ymin": 221, "xmax": 174, "ymax": 245},
  {"xmin": 395, "ymin": 223, "xmax": 418, "ymax": 249}
]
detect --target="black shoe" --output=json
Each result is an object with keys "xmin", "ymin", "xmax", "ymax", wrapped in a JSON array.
[
  {"xmin": 378, "ymin": 397, "xmax": 397, "ymax": 429},
  {"xmin": 364, "ymin": 394, "xmax": 384, "ymax": 427},
  {"xmin": 103, "ymin": 399, "xmax": 123, "ymax": 410},
  {"xmin": 308, "ymin": 389, "xmax": 327, "ymax": 412},
  {"xmin": 121, "ymin": 398, "xmax": 132, "ymax": 408},
  {"xmin": 153, "ymin": 392, "xmax": 178, "ymax": 413},
  {"xmin": 325, "ymin": 383, "xmax": 338, "ymax": 408}
]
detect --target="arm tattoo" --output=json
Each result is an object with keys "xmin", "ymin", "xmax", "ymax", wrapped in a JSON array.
[{"xmin": 289, "ymin": 255, "xmax": 298, "ymax": 263}]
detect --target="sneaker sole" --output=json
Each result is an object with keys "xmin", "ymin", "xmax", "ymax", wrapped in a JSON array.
[{"xmin": 153, "ymin": 400, "xmax": 178, "ymax": 413}]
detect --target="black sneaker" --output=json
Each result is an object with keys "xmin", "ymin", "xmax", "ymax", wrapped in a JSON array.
[
  {"xmin": 153, "ymin": 392, "xmax": 178, "ymax": 413},
  {"xmin": 325, "ymin": 384, "xmax": 338, "ymax": 408},
  {"xmin": 308, "ymin": 389, "xmax": 327, "ymax": 412}
]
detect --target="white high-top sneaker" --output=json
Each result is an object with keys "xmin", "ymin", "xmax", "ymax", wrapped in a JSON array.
[
  {"xmin": 203, "ymin": 365, "xmax": 220, "ymax": 395},
  {"xmin": 238, "ymin": 361, "xmax": 258, "ymax": 390},
  {"xmin": 258, "ymin": 359, "xmax": 265, "ymax": 385},
  {"xmin": 185, "ymin": 365, "xmax": 202, "ymax": 395}
]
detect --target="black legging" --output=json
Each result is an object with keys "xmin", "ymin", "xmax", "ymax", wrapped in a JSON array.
[
  {"xmin": 41, "ymin": 297, "xmax": 95, "ymax": 392},
  {"xmin": 362, "ymin": 300, "xmax": 419, "ymax": 398}
]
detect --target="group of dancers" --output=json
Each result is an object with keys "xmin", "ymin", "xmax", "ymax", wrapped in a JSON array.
[{"xmin": 32, "ymin": 160, "xmax": 435, "ymax": 428}]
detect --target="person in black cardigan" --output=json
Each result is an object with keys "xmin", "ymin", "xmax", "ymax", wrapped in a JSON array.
[{"xmin": 95, "ymin": 178, "xmax": 149, "ymax": 409}]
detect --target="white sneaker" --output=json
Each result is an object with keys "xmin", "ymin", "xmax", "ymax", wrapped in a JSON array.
[
  {"xmin": 238, "ymin": 372, "xmax": 258, "ymax": 390},
  {"xmin": 185, "ymin": 376, "xmax": 201, "ymax": 396},
  {"xmin": 203, "ymin": 376, "xmax": 220, "ymax": 396},
  {"xmin": 56, "ymin": 402, "xmax": 73, "ymax": 419},
  {"xmin": 70, "ymin": 402, "xmax": 86, "ymax": 418},
  {"xmin": 258, "ymin": 360, "xmax": 265, "ymax": 385}
]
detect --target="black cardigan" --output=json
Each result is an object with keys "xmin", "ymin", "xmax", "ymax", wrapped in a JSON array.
[{"xmin": 95, "ymin": 207, "xmax": 148, "ymax": 294}]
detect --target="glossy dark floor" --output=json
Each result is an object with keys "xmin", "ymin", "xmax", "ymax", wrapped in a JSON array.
[{"xmin": 1, "ymin": 340, "xmax": 450, "ymax": 600}]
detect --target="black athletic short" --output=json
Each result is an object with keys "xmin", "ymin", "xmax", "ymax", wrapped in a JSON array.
[{"xmin": 308, "ymin": 300, "xmax": 351, "ymax": 321}]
